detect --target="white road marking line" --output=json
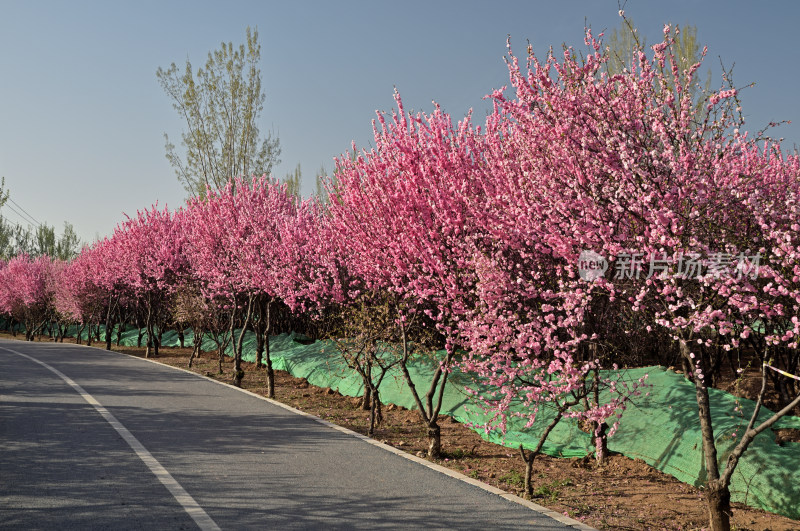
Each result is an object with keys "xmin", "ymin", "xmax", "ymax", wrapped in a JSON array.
[{"xmin": 1, "ymin": 346, "xmax": 221, "ymax": 531}]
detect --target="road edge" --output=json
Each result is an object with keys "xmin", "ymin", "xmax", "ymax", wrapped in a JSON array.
[{"xmin": 115, "ymin": 346, "xmax": 596, "ymax": 531}]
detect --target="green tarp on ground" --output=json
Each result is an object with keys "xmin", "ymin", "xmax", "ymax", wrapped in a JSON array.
[
  {"xmin": 608, "ymin": 367, "xmax": 800, "ymax": 519},
  {"xmin": 10, "ymin": 322, "xmax": 800, "ymax": 519}
]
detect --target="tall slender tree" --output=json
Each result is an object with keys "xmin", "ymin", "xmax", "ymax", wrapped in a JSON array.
[
  {"xmin": 0, "ymin": 177, "xmax": 8, "ymax": 209},
  {"xmin": 157, "ymin": 27, "xmax": 281, "ymax": 197},
  {"xmin": 605, "ymin": 14, "xmax": 711, "ymax": 115}
]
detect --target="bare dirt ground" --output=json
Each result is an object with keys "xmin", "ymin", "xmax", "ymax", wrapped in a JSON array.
[{"xmin": 5, "ymin": 333, "xmax": 799, "ymax": 530}]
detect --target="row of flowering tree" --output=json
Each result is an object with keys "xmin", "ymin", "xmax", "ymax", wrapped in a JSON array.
[{"xmin": 2, "ymin": 22, "xmax": 799, "ymax": 531}]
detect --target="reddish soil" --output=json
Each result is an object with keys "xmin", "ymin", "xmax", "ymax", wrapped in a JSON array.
[{"xmin": 6, "ymin": 334, "xmax": 800, "ymax": 530}]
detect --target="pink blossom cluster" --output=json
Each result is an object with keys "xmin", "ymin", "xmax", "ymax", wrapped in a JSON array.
[{"xmin": 0, "ymin": 254, "xmax": 58, "ymax": 339}]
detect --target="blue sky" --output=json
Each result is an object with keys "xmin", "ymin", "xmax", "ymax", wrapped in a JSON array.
[{"xmin": 1, "ymin": 0, "xmax": 798, "ymax": 243}]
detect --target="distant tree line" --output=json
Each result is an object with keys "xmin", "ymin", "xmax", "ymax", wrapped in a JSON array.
[{"xmin": 0, "ymin": 178, "xmax": 81, "ymax": 261}]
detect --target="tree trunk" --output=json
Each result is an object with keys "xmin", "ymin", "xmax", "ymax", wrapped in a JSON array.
[
  {"xmin": 518, "ymin": 399, "xmax": 575, "ymax": 498},
  {"xmin": 104, "ymin": 296, "xmax": 116, "ymax": 351},
  {"xmin": 188, "ymin": 343, "xmax": 199, "ymax": 368},
  {"xmin": 105, "ymin": 323, "xmax": 113, "ymax": 351},
  {"xmin": 232, "ymin": 294, "xmax": 255, "ymax": 388},
  {"xmin": 590, "ymin": 365, "xmax": 609, "ymax": 465},
  {"xmin": 255, "ymin": 328, "xmax": 264, "ymax": 368},
  {"xmin": 254, "ymin": 296, "xmax": 266, "ymax": 369},
  {"xmin": 188, "ymin": 344, "xmax": 197, "ymax": 368},
  {"xmin": 264, "ymin": 340, "xmax": 274, "ymax": 398},
  {"xmin": 232, "ymin": 367, "xmax": 245, "ymax": 387},
  {"xmin": 427, "ymin": 423, "xmax": 442, "ymax": 458},
  {"xmin": 368, "ymin": 387, "xmax": 382, "ymax": 436},
  {"xmin": 681, "ymin": 354, "xmax": 695, "ymax": 382},
  {"xmin": 178, "ymin": 329, "xmax": 185, "ymax": 349},
  {"xmin": 681, "ymin": 338, "xmax": 729, "ymax": 530},
  {"xmin": 155, "ymin": 327, "xmax": 162, "ymax": 357},
  {"xmin": 144, "ymin": 299, "xmax": 153, "ymax": 358},
  {"xmin": 705, "ymin": 480, "xmax": 732, "ymax": 531},
  {"xmin": 595, "ymin": 422, "xmax": 609, "ymax": 465},
  {"xmin": 188, "ymin": 328, "xmax": 203, "ymax": 368},
  {"xmin": 683, "ymin": 341, "xmax": 721, "ymax": 482},
  {"xmin": 520, "ymin": 446, "xmax": 535, "ymax": 498},
  {"xmin": 218, "ymin": 340, "xmax": 225, "ymax": 374},
  {"xmin": 361, "ymin": 381, "xmax": 372, "ymax": 411},
  {"xmin": 262, "ymin": 299, "xmax": 274, "ymax": 398}
]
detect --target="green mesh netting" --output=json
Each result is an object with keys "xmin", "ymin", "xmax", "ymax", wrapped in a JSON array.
[
  {"xmin": 17, "ymin": 322, "xmax": 800, "ymax": 519},
  {"xmin": 607, "ymin": 367, "xmax": 800, "ymax": 519}
]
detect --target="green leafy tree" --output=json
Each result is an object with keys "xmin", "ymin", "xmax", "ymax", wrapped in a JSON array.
[
  {"xmin": 315, "ymin": 165, "xmax": 330, "ymax": 204},
  {"xmin": 605, "ymin": 16, "xmax": 711, "ymax": 115},
  {"xmin": 0, "ymin": 178, "xmax": 11, "ymax": 258},
  {"xmin": 22, "ymin": 222, "xmax": 80, "ymax": 260},
  {"xmin": 604, "ymin": 15, "xmax": 646, "ymax": 77},
  {"xmin": 157, "ymin": 27, "xmax": 281, "ymax": 198},
  {"xmin": 0, "ymin": 180, "xmax": 79, "ymax": 260},
  {"xmin": 11, "ymin": 224, "xmax": 32, "ymax": 257},
  {"xmin": 283, "ymin": 163, "xmax": 302, "ymax": 199},
  {"xmin": 34, "ymin": 224, "xmax": 56, "ymax": 257},
  {"xmin": 0, "ymin": 217, "xmax": 13, "ymax": 259},
  {"xmin": 0, "ymin": 177, "xmax": 8, "ymax": 209},
  {"xmin": 55, "ymin": 222, "xmax": 81, "ymax": 261}
]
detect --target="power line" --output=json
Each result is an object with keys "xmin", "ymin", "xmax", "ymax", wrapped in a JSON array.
[
  {"xmin": 7, "ymin": 198, "xmax": 41, "ymax": 228},
  {"xmin": 2, "ymin": 203, "xmax": 38, "ymax": 230},
  {"xmin": 3, "ymin": 200, "xmax": 39, "ymax": 228}
]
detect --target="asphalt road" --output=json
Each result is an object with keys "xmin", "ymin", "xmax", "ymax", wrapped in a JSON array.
[{"xmin": 0, "ymin": 339, "xmax": 589, "ymax": 530}]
